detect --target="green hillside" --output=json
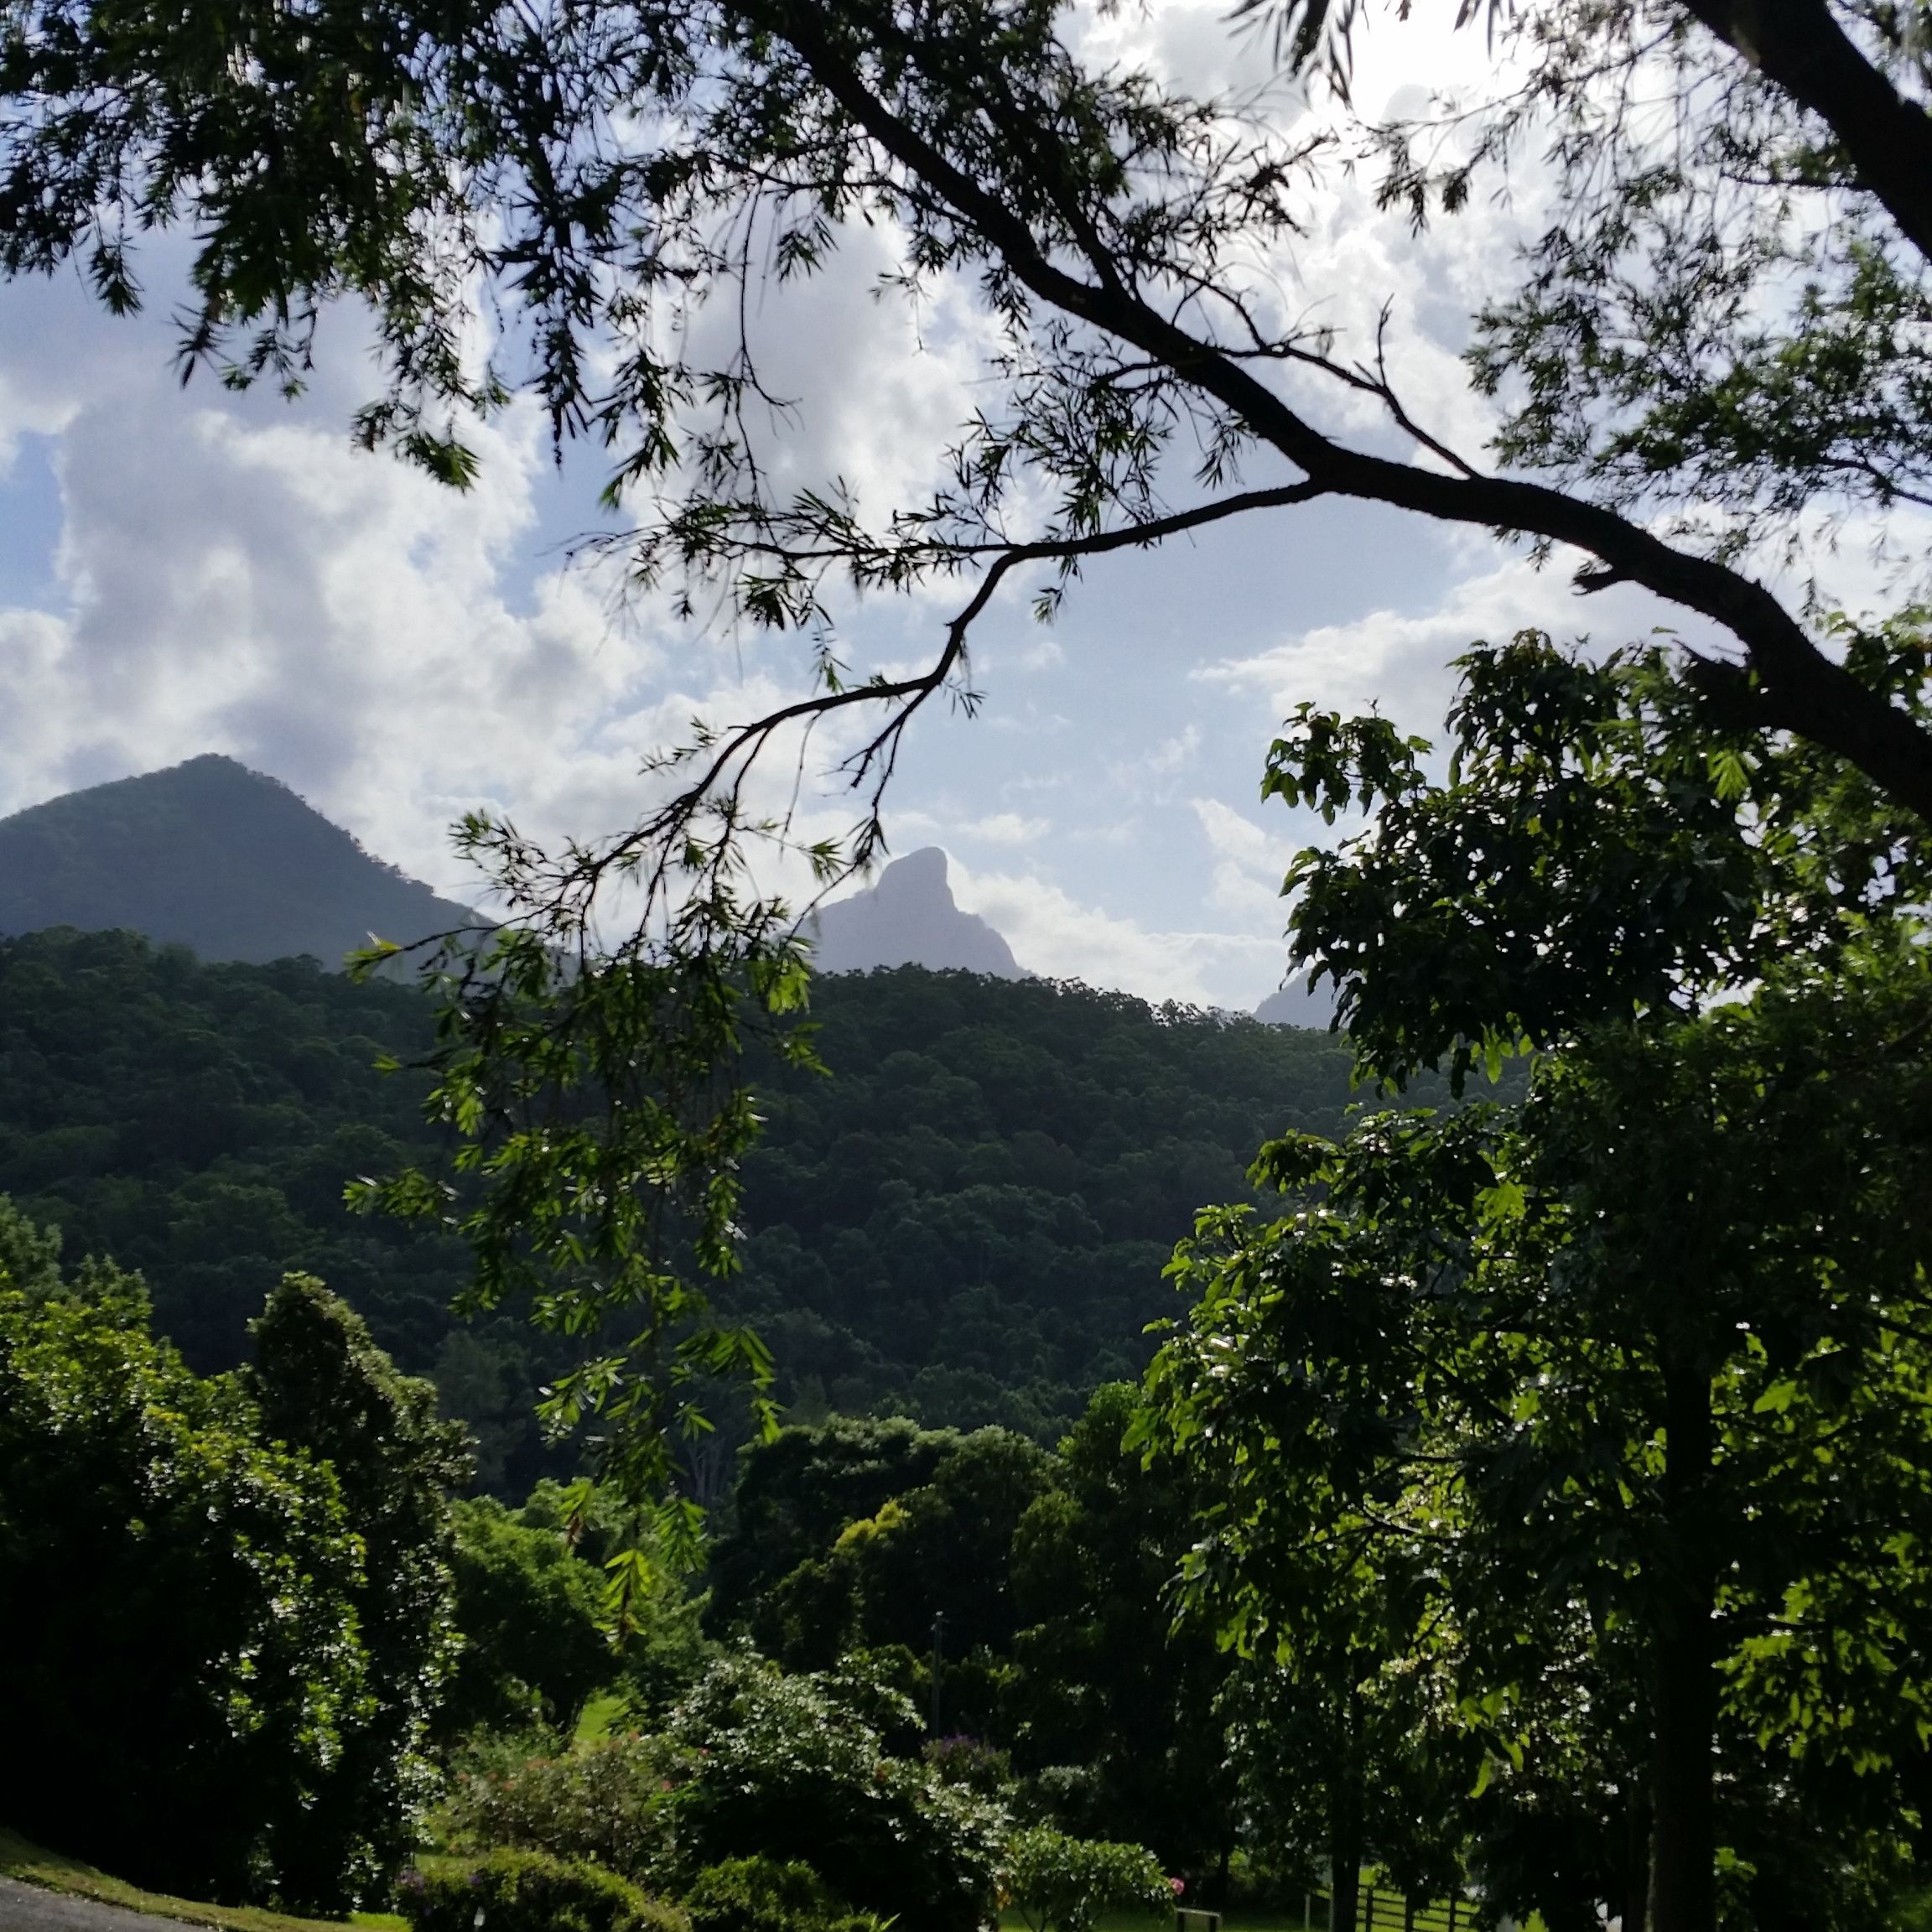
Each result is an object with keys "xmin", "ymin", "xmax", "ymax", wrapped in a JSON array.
[
  {"xmin": 0, "ymin": 755, "xmax": 478, "ymax": 966},
  {"xmin": 735, "ymin": 969, "xmax": 1358, "ymax": 1440},
  {"xmin": 0, "ymin": 929, "xmax": 1356, "ymax": 1481},
  {"xmin": 0, "ymin": 927, "xmax": 469, "ymax": 1359}
]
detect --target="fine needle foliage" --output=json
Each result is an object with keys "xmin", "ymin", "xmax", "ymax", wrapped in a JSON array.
[{"xmin": 346, "ymin": 834, "xmax": 824, "ymax": 1592}]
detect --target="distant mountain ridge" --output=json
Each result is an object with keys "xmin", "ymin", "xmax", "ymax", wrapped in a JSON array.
[
  {"xmin": 0, "ymin": 755, "xmax": 477, "ymax": 967},
  {"xmin": 808, "ymin": 847, "xmax": 1026, "ymax": 979},
  {"xmin": 1254, "ymin": 975, "xmax": 1337, "ymax": 1029},
  {"xmin": 0, "ymin": 761, "xmax": 1318, "ymax": 1015}
]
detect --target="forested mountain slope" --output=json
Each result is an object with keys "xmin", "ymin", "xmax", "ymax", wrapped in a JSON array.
[
  {"xmin": 0, "ymin": 755, "xmax": 477, "ymax": 964},
  {"xmin": 0, "ymin": 930, "xmax": 1356, "ymax": 1477},
  {"xmin": 736, "ymin": 970, "xmax": 1357, "ymax": 1437},
  {"xmin": 0, "ymin": 927, "xmax": 469, "ymax": 1366}
]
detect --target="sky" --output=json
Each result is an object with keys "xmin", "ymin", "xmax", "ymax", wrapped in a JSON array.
[{"xmin": 0, "ymin": 3, "xmax": 1784, "ymax": 1010}]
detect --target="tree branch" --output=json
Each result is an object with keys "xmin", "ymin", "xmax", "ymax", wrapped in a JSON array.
[
  {"xmin": 585, "ymin": 481, "xmax": 1330, "ymax": 895},
  {"xmin": 771, "ymin": 0, "xmax": 1932, "ymax": 825},
  {"xmin": 1680, "ymin": 0, "xmax": 1932, "ymax": 267}
]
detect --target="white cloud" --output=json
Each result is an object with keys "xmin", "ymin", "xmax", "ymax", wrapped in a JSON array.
[
  {"xmin": 960, "ymin": 811, "xmax": 1050, "ymax": 845},
  {"xmin": 1148, "ymin": 724, "xmax": 1202, "ymax": 775},
  {"xmin": 950, "ymin": 858, "xmax": 1285, "ymax": 1009},
  {"xmin": 1, "ymin": 0, "xmax": 1891, "ymax": 1011},
  {"xmin": 1196, "ymin": 553, "xmax": 1716, "ymax": 737},
  {"xmin": 1190, "ymin": 797, "xmax": 1296, "ymax": 922},
  {"xmin": 0, "ymin": 301, "xmax": 906, "ymax": 906}
]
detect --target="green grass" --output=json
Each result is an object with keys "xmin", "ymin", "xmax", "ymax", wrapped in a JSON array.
[
  {"xmin": 997, "ymin": 1884, "xmax": 1493, "ymax": 1932},
  {"xmin": 999, "ymin": 1914, "xmax": 1318, "ymax": 1932},
  {"xmin": 0, "ymin": 1826, "xmax": 408, "ymax": 1932}
]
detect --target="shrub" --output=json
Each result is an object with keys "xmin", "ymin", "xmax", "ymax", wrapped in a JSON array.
[
  {"xmin": 432, "ymin": 1734, "xmax": 688, "ymax": 1883},
  {"xmin": 671, "ymin": 1654, "xmax": 1004, "ymax": 1932},
  {"xmin": 401, "ymin": 1849, "xmax": 687, "ymax": 1932},
  {"xmin": 514, "ymin": 1480, "xmax": 710, "ymax": 1722},
  {"xmin": 683, "ymin": 1855, "xmax": 886, "ymax": 1932},
  {"xmin": 443, "ymin": 1494, "xmax": 615, "ymax": 1736},
  {"xmin": 922, "ymin": 1735, "xmax": 1015, "ymax": 1798},
  {"xmin": 1002, "ymin": 1826, "xmax": 1173, "ymax": 1932},
  {"xmin": 439, "ymin": 1479, "xmax": 709, "ymax": 1743}
]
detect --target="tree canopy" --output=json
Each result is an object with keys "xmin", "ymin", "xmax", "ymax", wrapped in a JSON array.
[
  {"xmin": 706, "ymin": 1394, "xmax": 1244, "ymax": 1888},
  {"xmin": 0, "ymin": 930, "xmax": 1362, "ymax": 1484},
  {"xmin": 3, "ymin": 0, "xmax": 1928, "ymax": 806},
  {"xmin": 1141, "ymin": 634, "xmax": 1932, "ymax": 1932},
  {"xmin": 0, "ymin": 1218, "xmax": 463, "ymax": 1911}
]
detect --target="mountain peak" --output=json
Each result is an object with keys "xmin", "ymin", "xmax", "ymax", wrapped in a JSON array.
[
  {"xmin": 0, "ymin": 756, "xmax": 476, "ymax": 967},
  {"xmin": 873, "ymin": 844, "xmax": 948, "ymax": 897},
  {"xmin": 1255, "ymin": 974, "xmax": 1337, "ymax": 1029},
  {"xmin": 808, "ymin": 847, "xmax": 1024, "ymax": 979}
]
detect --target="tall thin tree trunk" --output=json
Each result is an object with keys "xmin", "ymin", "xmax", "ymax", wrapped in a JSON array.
[
  {"xmin": 1329, "ymin": 1688, "xmax": 1364, "ymax": 1932},
  {"xmin": 1330, "ymin": 1832, "xmax": 1361, "ymax": 1932},
  {"xmin": 1646, "ymin": 1602, "xmax": 1715, "ymax": 1932},
  {"xmin": 1646, "ymin": 1359, "xmax": 1716, "ymax": 1932},
  {"xmin": 1623, "ymin": 1787, "xmax": 1650, "ymax": 1932}
]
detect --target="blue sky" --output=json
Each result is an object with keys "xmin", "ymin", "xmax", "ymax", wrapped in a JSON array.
[{"xmin": 0, "ymin": 5, "xmax": 1759, "ymax": 1008}]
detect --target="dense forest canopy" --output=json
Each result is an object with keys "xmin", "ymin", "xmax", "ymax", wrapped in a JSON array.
[
  {"xmin": 0, "ymin": 927, "xmax": 467, "ymax": 1367},
  {"xmin": 10, "ymin": 0, "xmax": 1932, "ymax": 1922},
  {"xmin": 736, "ymin": 969, "xmax": 1358, "ymax": 1441},
  {"xmin": 0, "ymin": 927, "xmax": 1355, "ymax": 1479}
]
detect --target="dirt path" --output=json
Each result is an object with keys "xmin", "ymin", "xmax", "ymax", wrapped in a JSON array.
[{"xmin": 0, "ymin": 1877, "xmax": 200, "ymax": 1931}]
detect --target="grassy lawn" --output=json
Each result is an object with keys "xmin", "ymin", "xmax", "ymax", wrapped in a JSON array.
[
  {"xmin": 0, "ymin": 1827, "xmax": 407, "ymax": 1932},
  {"xmin": 1000, "ymin": 1914, "xmax": 1321, "ymax": 1932},
  {"xmin": 997, "ymin": 1890, "xmax": 1493, "ymax": 1932}
]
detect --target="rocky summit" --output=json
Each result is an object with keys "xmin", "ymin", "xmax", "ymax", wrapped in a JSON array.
[{"xmin": 807, "ymin": 846, "xmax": 1026, "ymax": 979}]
